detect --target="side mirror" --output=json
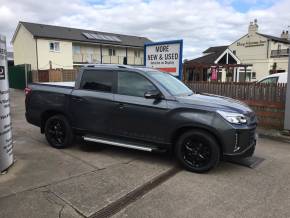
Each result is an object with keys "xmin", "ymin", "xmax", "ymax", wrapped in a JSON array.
[{"xmin": 144, "ymin": 90, "xmax": 161, "ymax": 99}]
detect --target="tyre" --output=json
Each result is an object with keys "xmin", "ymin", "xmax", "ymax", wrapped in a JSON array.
[
  {"xmin": 175, "ymin": 130, "xmax": 220, "ymax": 173},
  {"xmin": 44, "ymin": 115, "xmax": 74, "ymax": 149}
]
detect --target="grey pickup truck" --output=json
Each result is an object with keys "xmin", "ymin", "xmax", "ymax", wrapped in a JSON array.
[{"xmin": 25, "ymin": 64, "xmax": 257, "ymax": 173}]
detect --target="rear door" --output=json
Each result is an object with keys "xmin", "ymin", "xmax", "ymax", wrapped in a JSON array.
[
  {"xmin": 111, "ymin": 71, "xmax": 169, "ymax": 144},
  {"xmin": 70, "ymin": 69, "xmax": 116, "ymax": 135}
]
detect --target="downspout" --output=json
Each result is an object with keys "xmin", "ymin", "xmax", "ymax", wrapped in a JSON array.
[
  {"xmin": 100, "ymin": 45, "xmax": 103, "ymax": 64},
  {"xmin": 35, "ymin": 38, "xmax": 39, "ymax": 70},
  {"xmin": 266, "ymin": 39, "xmax": 269, "ymax": 58}
]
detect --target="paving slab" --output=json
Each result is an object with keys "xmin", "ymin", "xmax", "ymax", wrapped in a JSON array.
[
  {"xmin": 0, "ymin": 188, "xmax": 81, "ymax": 218},
  {"xmin": 113, "ymin": 138, "xmax": 290, "ymax": 218},
  {"xmin": 48, "ymin": 157, "xmax": 173, "ymax": 217},
  {"xmin": 0, "ymin": 135, "xmax": 95, "ymax": 198}
]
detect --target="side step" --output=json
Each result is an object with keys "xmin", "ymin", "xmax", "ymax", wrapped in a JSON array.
[{"xmin": 83, "ymin": 136, "xmax": 155, "ymax": 152}]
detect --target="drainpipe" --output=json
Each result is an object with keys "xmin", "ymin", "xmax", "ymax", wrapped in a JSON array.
[{"xmin": 0, "ymin": 35, "xmax": 14, "ymax": 172}]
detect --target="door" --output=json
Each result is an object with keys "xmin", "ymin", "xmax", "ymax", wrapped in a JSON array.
[
  {"xmin": 70, "ymin": 69, "xmax": 116, "ymax": 135},
  {"xmin": 111, "ymin": 71, "xmax": 169, "ymax": 144}
]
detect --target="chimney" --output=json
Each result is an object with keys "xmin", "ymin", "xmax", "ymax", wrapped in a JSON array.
[
  {"xmin": 281, "ymin": 30, "xmax": 289, "ymax": 39},
  {"xmin": 248, "ymin": 19, "xmax": 259, "ymax": 35}
]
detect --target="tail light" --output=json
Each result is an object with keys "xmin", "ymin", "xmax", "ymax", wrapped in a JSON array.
[{"xmin": 24, "ymin": 87, "xmax": 32, "ymax": 96}]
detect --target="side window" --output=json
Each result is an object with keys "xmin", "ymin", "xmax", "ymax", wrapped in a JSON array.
[
  {"xmin": 118, "ymin": 71, "xmax": 157, "ymax": 97},
  {"xmin": 80, "ymin": 70, "xmax": 114, "ymax": 93},
  {"xmin": 259, "ymin": 77, "xmax": 278, "ymax": 84}
]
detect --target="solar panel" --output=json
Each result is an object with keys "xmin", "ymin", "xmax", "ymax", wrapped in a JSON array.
[
  {"xmin": 90, "ymin": 33, "xmax": 102, "ymax": 40},
  {"xmin": 82, "ymin": 32, "xmax": 95, "ymax": 39},
  {"xmin": 111, "ymin": 36, "xmax": 122, "ymax": 42},
  {"xmin": 82, "ymin": 32, "xmax": 122, "ymax": 42}
]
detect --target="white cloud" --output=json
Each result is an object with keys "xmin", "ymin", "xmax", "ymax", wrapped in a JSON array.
[{"xmin": 0, "ymin": 0, "xmax": 289, "ymax": 59}]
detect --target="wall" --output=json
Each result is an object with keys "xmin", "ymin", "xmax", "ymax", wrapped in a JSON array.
[
  {"xmin": 13, "ymin": 25, "xmax": 37, "ymax": 70},
  {"xmin": 37, "ymin": 39, "xmax": 73, "ymax": 69},
  {"xmin": 229, "ymin": 33, "xmax": 289, "ymax": 81}
]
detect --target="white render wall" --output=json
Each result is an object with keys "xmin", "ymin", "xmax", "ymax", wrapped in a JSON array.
[{"xmin": 229, "ymin": 32, "xmax": 289, "ymax": 81}]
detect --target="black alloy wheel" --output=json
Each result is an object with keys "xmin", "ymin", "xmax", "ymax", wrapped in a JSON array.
[
  {"xmin": 175, "ymin": 130, "xmax": 220, "ymax": 173},
  {"xmin": 44, "ymin": 115, "xmax": 73, "ymax": 148}
]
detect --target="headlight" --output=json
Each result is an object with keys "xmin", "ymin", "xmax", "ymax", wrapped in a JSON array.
[{"xmin": 217, "ymin": 110, "xmax": 247, "ymax": 124}]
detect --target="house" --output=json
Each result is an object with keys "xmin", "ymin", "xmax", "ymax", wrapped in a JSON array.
[
  {"xmin": 184, "ymin": 20, "xmax": 289, "ymax": 82},
  {"xmin": 12, "ymin": 22, "xmax": 152, "ymax": 70},
  {"xmin": 184, "ymin": 45, "xmax": 244, "ymax": 82}
]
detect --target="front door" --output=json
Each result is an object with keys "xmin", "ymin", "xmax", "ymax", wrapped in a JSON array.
[
  {"xmin": 111, "ymin": 71, "xmax": 169, "ymax": 144},
  {"xmin": 70, "ymin": 69, "xmax": 116, "ymax": 135}
]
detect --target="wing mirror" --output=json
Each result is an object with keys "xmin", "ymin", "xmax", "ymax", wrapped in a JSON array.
[{"xmin": 144, "ymin": 90, "xmax": 162, "ymax": 99}]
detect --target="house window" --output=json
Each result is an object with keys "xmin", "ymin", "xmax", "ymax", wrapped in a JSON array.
[
  {"xmin": 252, "ymin": 72, "xmax": 256, "ymax": 79},
  {"xmin": 109, "ymin": 48, "xmax": 116, "ymax": 56},
  {"xmin": 134, "ymin": 50, "xmax": 141, "ymax": 58},
  {"xmin": 73, "ymin": 45, "xmax": 81, "ymax": 54},
  {"xmin": 49, "ymin": 42, "xmax": 60, "ymax": 52},
  {"xmin": 233, "ymin": 50, "xmax": 236, "ymax": 55}
]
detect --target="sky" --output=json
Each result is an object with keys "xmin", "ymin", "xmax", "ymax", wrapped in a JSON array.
[{"xmin": 0, "ymin": 0, "xmax": 289, "ymax": 59}]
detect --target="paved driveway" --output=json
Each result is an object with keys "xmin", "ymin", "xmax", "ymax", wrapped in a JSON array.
[{"xmin": 1, "ymin": 89, "xmax": 290, "ymax": 218}]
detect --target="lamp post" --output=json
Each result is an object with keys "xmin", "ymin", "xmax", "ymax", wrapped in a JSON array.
[
  {"xmin": 284, "ymin": 26, "xmax": 290, "ymax": 130},
  {"xmin": 0, "ymin": 35, "xmax": 14, "ymax": 172}
]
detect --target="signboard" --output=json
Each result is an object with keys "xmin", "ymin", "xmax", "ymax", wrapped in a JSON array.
[
  {"xmin": 144, "ymin": 40, "xmax": 183, "ymax": 79},
  {"xmin": 0, "ymin": 35, "xmax": 14, "ymax": 172}
]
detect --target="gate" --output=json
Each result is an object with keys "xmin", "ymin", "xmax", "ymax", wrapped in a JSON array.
[{"xmin": 8, "ymin": 64, "xmax": 31, "ymax": 89}]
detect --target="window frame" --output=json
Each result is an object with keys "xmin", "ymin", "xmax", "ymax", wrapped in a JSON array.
[
  {"xmin": 134, "ymin": 50, "xmax": 141, "ymax": 58},
  {"xmin": 79, "ymin": 69, "xmax": 117, "ymax": 93},
  {"xmin": 109, "ymin": 48, "xmax": 116, "ymax": 56},
  {"xmin": 49, "ymin": 41, "xmax": 60, "ymax": 52},
  {"xmin": 116, "ymin": 71, "xmax": 160, "ymax": 98}
]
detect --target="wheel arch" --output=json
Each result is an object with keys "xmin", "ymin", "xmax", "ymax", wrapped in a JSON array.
[
  {"xmin": 40, "ymin": 110, "xmax": 69, "ymax": 133},
  {"xmin": 171, "ymin": 125, "xmax": 223, "ymax": 155}
]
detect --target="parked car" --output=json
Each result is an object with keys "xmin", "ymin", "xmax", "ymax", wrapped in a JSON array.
[
  {"xmin": 25, "ymin": 65, "xmax": 257, "ymax": 173},
  {"xmin": 257, "ymin": 72, "xmax": 288, "ymax": 84}
]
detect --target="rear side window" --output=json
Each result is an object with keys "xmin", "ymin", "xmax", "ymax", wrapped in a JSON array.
[
  {"xmin": 117, "ymin": 71, "xmax": 157, "ymax": 97},
  {"xmin": 259, "ymin": 77, "xmax": 278, "ymax": 84},
  {"xmin": 80, "ymin": 70, "xmax": 114, "ymax": 93}
]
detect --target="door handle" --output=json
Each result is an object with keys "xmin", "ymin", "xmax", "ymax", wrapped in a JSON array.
[
  {"xmin": 72, "ymin": 96, "xmax": 85, "ymax": 102},
  {"xmin": 119, "ymin": 103, "xmax": 125, "ymax": 109}
]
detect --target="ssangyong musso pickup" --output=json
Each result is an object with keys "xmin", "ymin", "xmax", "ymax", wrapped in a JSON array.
[{"xmin": 25, "ymin": 65, "xmax": 257, "ymax": 173}]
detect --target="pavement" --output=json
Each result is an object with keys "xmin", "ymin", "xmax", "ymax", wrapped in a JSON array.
[{"xmin": 1, "ymin": 89, "xmax": 290, "ymax": 218}]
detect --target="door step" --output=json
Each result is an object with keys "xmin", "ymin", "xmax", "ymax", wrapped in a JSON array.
[{"xmin": 83, "ymin": 136, "xmax": 159, "ymax": 152}]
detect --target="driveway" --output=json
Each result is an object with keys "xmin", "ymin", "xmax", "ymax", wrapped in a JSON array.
[{"xmin": 1, "ymin": 89, "xmax": 290, "ymax": 218}]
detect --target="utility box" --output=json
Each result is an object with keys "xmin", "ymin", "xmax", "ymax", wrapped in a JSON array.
[{"xmin": 0, "ymin": 35, "xmax": 14, "ymax": 172}]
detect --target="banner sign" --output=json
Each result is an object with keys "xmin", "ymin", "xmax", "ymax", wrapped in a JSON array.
[
  {"xmin": 144, "ymin": 40, "xmax": 183, "ymax": 79},
  {"xmin": 0, "ymin": 35, "xmax": 14, "ymax": 172}
]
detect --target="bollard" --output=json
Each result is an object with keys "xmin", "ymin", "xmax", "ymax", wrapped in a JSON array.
[{"xmin": 0, "ymin": 35, "xmax": 14, "ymax": 172}]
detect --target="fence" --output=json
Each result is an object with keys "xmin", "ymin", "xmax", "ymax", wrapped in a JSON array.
[
  {"xmin": 185, "ymin": 81, "xmax": 287, "ymax": 129},
  {"xmin": 32, "ymin": 69, "xmax": 78, "ymax": 83}
]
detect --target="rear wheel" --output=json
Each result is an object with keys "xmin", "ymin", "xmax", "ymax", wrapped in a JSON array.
[
  {"xmin": 175, "ymin": 130, "xmax": 220, "ymax": 173},
  {"xmin": 44, "ymin": 115, "xmax": 73, "ymax": 149}
]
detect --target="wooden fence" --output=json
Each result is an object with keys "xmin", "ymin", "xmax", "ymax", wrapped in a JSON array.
[
  {"xmin": 31, "ymin": 69, "xmax": 78, "ymax": 83},
  {"xmin": 185, "ymin": 82, "xmax": 287, "ymax": 129}
]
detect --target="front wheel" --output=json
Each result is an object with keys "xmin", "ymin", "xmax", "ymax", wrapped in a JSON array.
[
  {"xmin": 44, "ymin": 115, "xmax": 74, "ymax": 149},
  {"xmin": 175, "ymin": 130, "xmax": 220, "ymax": 173}
]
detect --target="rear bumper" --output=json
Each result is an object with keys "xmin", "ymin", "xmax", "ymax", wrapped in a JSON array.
[{"xmin": 25, "ymin": 112, "xmax": 40, "ymax": 127}]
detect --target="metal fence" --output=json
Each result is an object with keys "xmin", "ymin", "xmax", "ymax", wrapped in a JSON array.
[{"xmin": 185, "ymin": 81, "xmax": 287, "ymax": 129}]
